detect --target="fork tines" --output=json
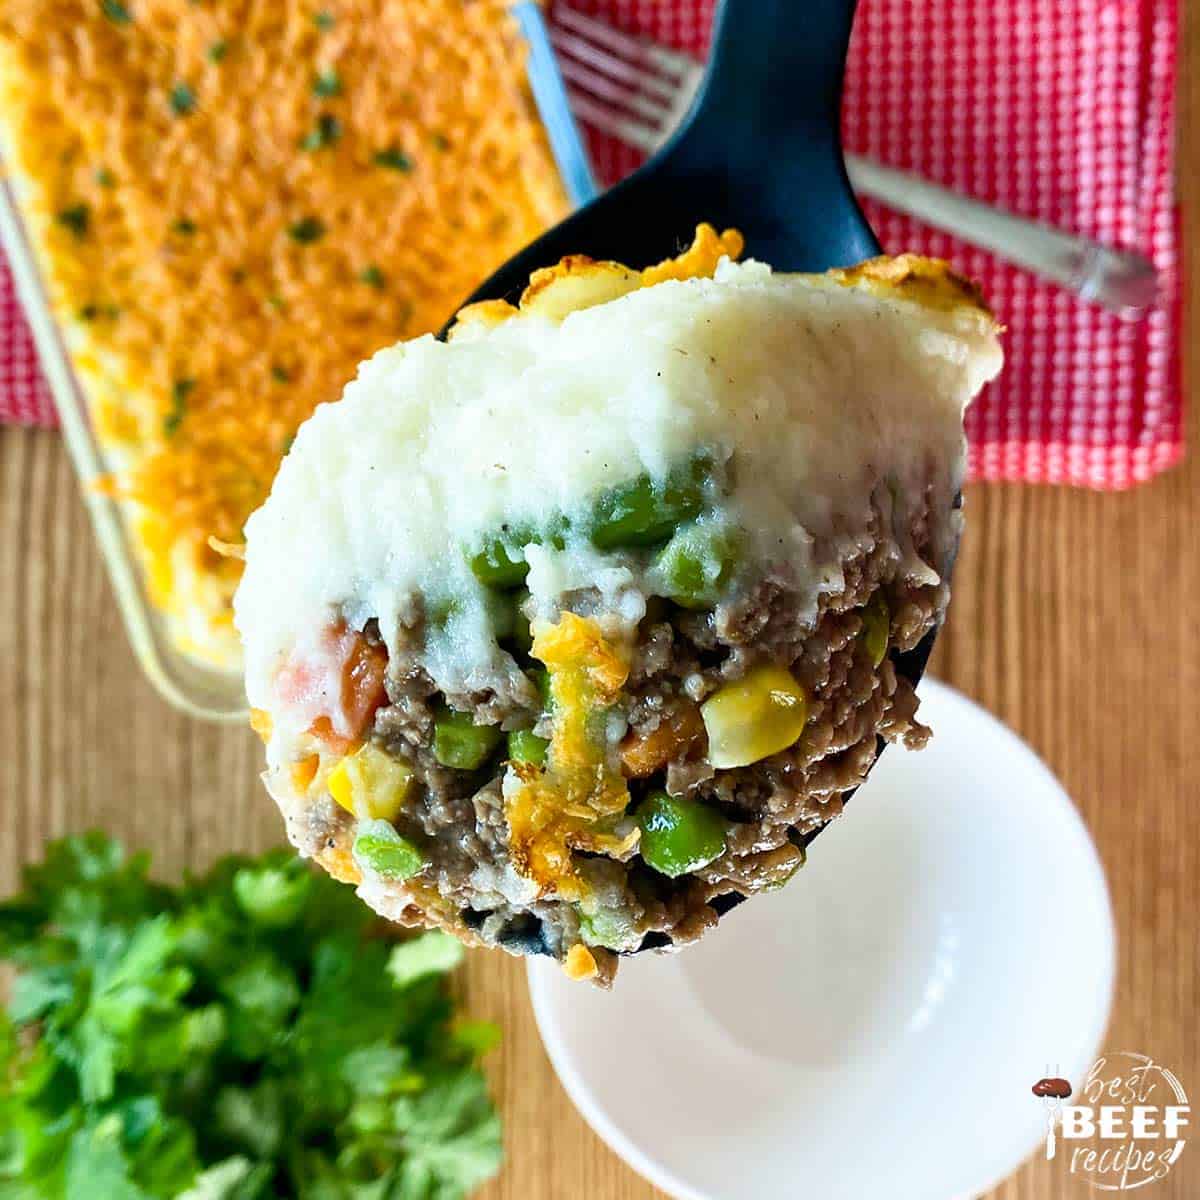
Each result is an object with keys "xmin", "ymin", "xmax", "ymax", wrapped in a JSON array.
[{"xmin": 550, "ymin": 4, "xmax": 704, "ymax": 153}]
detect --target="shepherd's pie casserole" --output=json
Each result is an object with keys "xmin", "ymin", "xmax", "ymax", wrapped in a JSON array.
[{"xmin": 236, "ymin": 235, "xmax": 1003, "ymax": 983}]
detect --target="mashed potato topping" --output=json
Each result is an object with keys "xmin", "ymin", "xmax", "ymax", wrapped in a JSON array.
[{"xmin": 236, "ymin": 240, "xmax": 1002, "ymax": 758}]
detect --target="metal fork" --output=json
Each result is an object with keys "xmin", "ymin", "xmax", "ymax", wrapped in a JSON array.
[{"xmin": 550, "ymin": 3, "xmax": 1159, "ymax": 319}]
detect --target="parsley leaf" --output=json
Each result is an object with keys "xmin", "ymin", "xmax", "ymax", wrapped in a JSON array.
[
  {"xmin": 300, "ymin": 112, "xmax": 341, "ymax": 152},
  {"xmin": 388, "ymin": 930, "xmax": 463, "ymax": 988},
  {"xmin": 232, "ymin": 859, "xmax": 310, "ymax": 925},
  {"xmin": 169, "ymin": 83, "xmax": 197, "ymax": 117},
  {"xmin": 391, "ymin": 1071, "xmax": 504, "ymax": 1197},
  {"xmin": 312, "ymin": 68, "xmax": 341, "ymax": 97},
  {"xmin": 163, "ymin": 379, "xmax": 193, "ymax": 436},
  {"xmin": 57, "ymin": 205, "xmax": 90, "ymax": 239},
  {"xmin": 0, "ymin": 835, "xmax": 501, "ymax": 1199},
  {"xmin": 287, "ymin": 216, "xmax": 326, "ymax": 244},
  {"xmin": 373, "ymin": 146, "xmax": 412, "ymax": 172},
  {"xmin": 101, "ymin": 0, "xmax": 133, "ymax": 24},
  {"xmin": 359, "ymin": 264, "xmax": 385, "ymax": 288}
]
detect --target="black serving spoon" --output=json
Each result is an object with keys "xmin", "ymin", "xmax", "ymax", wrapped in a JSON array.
[
  {"xmin": 456, "ymin": 0, "xmax": 879, "ymax": 298},
  {"xmin": 455, "ymin": 0, "xmax": 943, "ymax": 952}
]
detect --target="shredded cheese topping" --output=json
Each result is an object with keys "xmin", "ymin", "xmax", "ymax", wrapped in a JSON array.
[
  {"xmin": 504, "ymin": 613, "xmax": 637, "ymax": 897},
  {"xmin": 0, "ymin": 0, "xmax": 566, "ymax": 662}
]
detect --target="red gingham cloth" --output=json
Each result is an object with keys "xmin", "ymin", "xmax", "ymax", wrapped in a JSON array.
[{"xmin": 1, "ymin": 1, "xmax": 1181, "ymax": 489}]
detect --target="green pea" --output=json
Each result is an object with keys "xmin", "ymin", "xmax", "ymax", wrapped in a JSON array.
[
  {"xmin": 588, "ymin": 457, "xmax": 710, "ymax": 550},
  {"xmin": 654, "ymin": 523, "xmax": 737, "ymax": 608},
  {"xmin": 352, "ymin": 823, "xmax": 424, "ymax": 881},
  {"xmin": 468, "ymin": 519, "xmax": 569, "ymax": 588},
  {"xmin": 432, "ymin": 707, "xmax": 502, "ymax": 770},
  {"xmin": 506, "ymin": 588, "xmax": 533, "ymax": 655},
  {"xmin": 507, "ymin": 729, "xmax": 549, "ymax": 767},
  {"xmin": 527, "ymin": 668, "xmax": 553, "ymax": 711},
  {"xmin": 484, "ymin": 589, "xmax": 517, "ymax": 640},
  {"xmin": 636, "ymin": 790, "xmax": 727, "ymax": 878},
  {"xmin": 861, "ymin": 591, "xmax": 890, "ymax": 667},
  {"xmin": 469, "ymin": 535, "xmax": 529, "ymax": 588}
]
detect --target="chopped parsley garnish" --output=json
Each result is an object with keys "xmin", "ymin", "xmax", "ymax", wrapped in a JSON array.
[
  {"xmin": 171, "ymin": 217, "xmax": 197, "ymax": 235},
  {"xmin": 271, "ymin": 364, "xmax": 291, "ymax": 383},
  {"xmin": 359, "ymin": 264, "xmax": 385, "ymax": 288},
  {"xmin": 94, "ymin": 166, "xmax": 116, "ymax": 188},
  {"xmin": 207, "ymin": 38, "xmax": 228, "ymax": 62},
  {"xmin": 0, "ymin": 834, "xmax": 503, "ymax": 1200},
  {"xmin": 313, "ymin": 8, "xmax": 335, "ymax": 29},
  {"xmin": 432, "ymin": 132, "xmax": 451, "ymax": 151},
  {"xmin": 373, "ymin": 146, "xmax": 412, "ymax": 172},
  {"xmin": 56, "ymin": 205, "xmax": 89, "ymax": 239},
  {"xmin": 287, "ymin": 216, "xmax": 326, "ymax": 243},
  {"xmin": 164, "ymin": 378, "xmax": 194, "ymax": 436},
  {"xmin": 300, "ymin": 112, "xmax": 342, "ymax": 151},
  {"xmin": 100, "ymin": 0, "xmax": 132, "ymax": 24},
  {"xmin": 169, "ymin": 82, "xmax": 197, "ymax": 116},
  {"xmin": 267, "ymin": 293, "xmax": 286, "ymax": 311},
  {"xmin": 79, "ymin": 303, "xmax": 118, "ymax": 322},
  {"xmin": 312, "ymin": 67, "xmax": 342, "ymax": 97}
]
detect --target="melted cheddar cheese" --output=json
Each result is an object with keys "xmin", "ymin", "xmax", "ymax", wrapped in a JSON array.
[{"xmin": 504, "ymin": 613, "xmax": 637, "ymax": 898}]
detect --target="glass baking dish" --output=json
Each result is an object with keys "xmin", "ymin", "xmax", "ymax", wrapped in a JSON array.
[{"xmin": 0, "ymin": 2, "xmax": 594, "ymax": 723}]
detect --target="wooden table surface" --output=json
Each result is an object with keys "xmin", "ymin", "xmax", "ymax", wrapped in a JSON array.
[{"xmin": 1, "ymin": 16, "xmax": 1196, "ymax": 1200}]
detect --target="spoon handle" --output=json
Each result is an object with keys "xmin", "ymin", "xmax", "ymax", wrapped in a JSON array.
[{"xmin": 685, "ymin": 0, "xmax": 859, "ymax": 145}]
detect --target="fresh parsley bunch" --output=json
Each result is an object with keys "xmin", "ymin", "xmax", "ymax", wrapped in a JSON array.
[{"xmin": 0, "ymin": 834, "xmax": 503, "ymax": 1199}]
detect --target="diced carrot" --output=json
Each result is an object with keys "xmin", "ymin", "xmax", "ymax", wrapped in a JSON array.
[
  {"xmin": 316, "ymin": 840, "xmax": 362, "ymax": 886},
  {"xmin": 341, "ymin": 634, "xmax": 389, "ymax": 736},
  {"xmin": 274, "ymin": 621, "xmax": 389, "ymax": 750},
  {"xmin": 290, "ymin": 754, "xmax": 320, "ymax": 791},
  {"xmin": 620, "ymin": 703, "xmax": 705, "ymax": 777},
  {"xmin": 307, "ymin": 717, "xmax": 359, "ymax": 757}
]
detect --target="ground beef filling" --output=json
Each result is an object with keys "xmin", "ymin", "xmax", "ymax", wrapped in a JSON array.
[{"xmin": 302, "ymin": 506, "xmax": 946, "ymax": 971}]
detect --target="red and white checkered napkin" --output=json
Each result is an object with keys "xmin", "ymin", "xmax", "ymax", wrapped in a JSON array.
[{"xmin": 1, "ymin": 1, "xmax": 1181, "ymax": 488}]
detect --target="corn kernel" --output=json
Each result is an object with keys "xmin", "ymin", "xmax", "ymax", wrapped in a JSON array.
[
  {"xmin": 326, "ymin": 743, "xmax": 413, "ymax": 821},
  {"xmin": 249, "ymin": 707, "xmax": 273, "ymax": 743},
  {"xmin": 701, "ymin": 664, "xmax": 808, "ymax": 769},
  {"xmin": 327, "ymin": 759, "xmax": 354, "ymax": 813}
]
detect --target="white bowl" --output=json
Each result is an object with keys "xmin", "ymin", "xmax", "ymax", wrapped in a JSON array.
[{"xmin": 528, "ymin": 678, "xmax": 1115, "ymax": 1200}]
